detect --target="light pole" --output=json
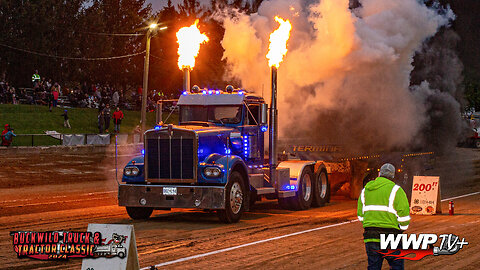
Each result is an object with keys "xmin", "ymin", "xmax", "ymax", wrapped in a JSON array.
[{"xmin": 141, "ymin": 23, "xmax": 167, "ymax": 136}]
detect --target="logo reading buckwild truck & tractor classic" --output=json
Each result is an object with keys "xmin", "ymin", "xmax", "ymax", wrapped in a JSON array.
[
  {"xmin": 378, "ymin": 233, "xmax": 469, "ymax": 260},
  {"xmin": 10, "ymin": 231, "xmax": 128, "ymax": 260}
]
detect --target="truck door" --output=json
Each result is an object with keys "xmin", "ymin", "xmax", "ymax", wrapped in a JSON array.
[{"xmin": 241, "ymin": 104, "xmax": 264, "ymax": 166}]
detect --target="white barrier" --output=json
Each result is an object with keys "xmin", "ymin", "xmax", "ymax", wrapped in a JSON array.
[
  {"xmin": 63, "ymin": 134, "xmax": 85, "ymax": 146},
  {"xmin": 87, "ymin": 134, "xmax": 110, "ymax": 145}
]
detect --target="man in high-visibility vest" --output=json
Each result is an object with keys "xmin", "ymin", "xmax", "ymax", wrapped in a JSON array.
[
  {"xmin": 32, "ymin": 70, "xmax": 40, "ymax": 87},
  {"xmin": 357, "ymin": 163, "xmax": 410, "ymax": 270}
]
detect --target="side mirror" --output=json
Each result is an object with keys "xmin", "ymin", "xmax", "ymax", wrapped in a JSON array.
[{"xmin": 260, "ymin": 103, "xmax": 268, "ymax": 126}]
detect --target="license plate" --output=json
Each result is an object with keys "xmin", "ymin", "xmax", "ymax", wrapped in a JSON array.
[{"xmin": 163, "ymin": 187, "xmax": 177, "ymax": 196}]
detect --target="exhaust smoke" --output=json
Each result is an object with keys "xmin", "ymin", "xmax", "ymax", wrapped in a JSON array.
[{"xmin": 219, "ymin": 0, "xmax": 461, "ymax": 153}]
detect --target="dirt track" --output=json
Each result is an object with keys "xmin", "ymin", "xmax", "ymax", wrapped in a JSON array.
[{"xmin": 0, "ymin": 147, "xmax": 479, "ymax": 269}]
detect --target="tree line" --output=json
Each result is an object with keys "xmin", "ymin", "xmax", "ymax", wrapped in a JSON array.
[{"xmin": 0, "ymin": 0, "xmax": 478, "ymax": 109}]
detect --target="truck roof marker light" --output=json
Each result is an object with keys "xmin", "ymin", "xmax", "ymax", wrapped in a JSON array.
[
  {"xmin": 182, "ymin": 91, "xmax": 188, "ymax": 96},
  {"xmin": 154, "ymin": 126, "xmax": 161, "ymax": 130},
  {"xmin": 215, "ymin": 90, "xmax": 220, "ymax": 95},
  {"xmin": 208, "ymin": 90, "xmax": 213, "ymax": 95},
  {"xmin": 202, "ymin": 90, "xmax": 207, "ymax": 95},
  {"xmin": 141, "ymin": 149, "xmax": 145, "ymax": 155},
  {"xmin": 238, "ymin": 91, "xmax": 244, "ymax": 95}
]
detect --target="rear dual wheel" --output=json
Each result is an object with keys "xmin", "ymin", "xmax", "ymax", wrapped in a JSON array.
[
  {"xmin": 312, "ymin": 169, "xmax": 330, "ymax": 207},
  {"xmin": 279, "ymin": 167, "xmax": 314, "ymax": 210}
]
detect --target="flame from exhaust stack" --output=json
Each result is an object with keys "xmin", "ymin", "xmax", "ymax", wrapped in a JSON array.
[
  {"xmin": 176, "ymin": 20, "xmax": 209, "ymax": 70},
  {"xmin": 266, "ymin": 16, "xmax": 292, "ymax": 68}
]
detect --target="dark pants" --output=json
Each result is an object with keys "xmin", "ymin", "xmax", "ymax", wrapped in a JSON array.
[
  {"xmin": 365, "ymin": 242, "xmax": 404, "ymax": 270},
  {"xmin": 105, "ymin": 117, "xmax": 110, "ymax": 131},
  {"xmin": 53, "ymin": 100, "xmax": 57, "ymax": 107}
]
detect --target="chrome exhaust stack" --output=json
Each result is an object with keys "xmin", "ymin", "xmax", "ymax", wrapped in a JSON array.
[
  {"xmin": 269, "ymin": 66, "xmax": 278, "ymax": 185},
  {"xmin": 183, "ymin": 68, "xmax": 190, "ymax": 92}
]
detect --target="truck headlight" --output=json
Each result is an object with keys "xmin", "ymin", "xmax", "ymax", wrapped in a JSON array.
[
  {"xmin": 124, "ymin": 166, "xmax": 140, "ymax": 176},
  {"xmin": 204, "ymin": 167, "xmax": 221, "ymax": 178}
]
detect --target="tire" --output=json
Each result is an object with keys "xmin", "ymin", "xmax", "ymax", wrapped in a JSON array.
[
  {"xmin": 312, "ymin": 169, "xmax": 330, "ymax": 207},
  {"xmin": 217, "ymin": 171, "xmax": 246, "ymax": 223},
  {"xmin": 288, "ymin": 167, "xmax": 314, "ymax": 210},
  {"xmin": 118, "ymin": 252, "xmax": 125, "ymax": 258},
  {"xmin": 126, "ymin": 207, "xmax": 153, "ymax": 220},
  {"xmin": 475, "ymin": 139, "xmax": 480, "ymax": 148}
]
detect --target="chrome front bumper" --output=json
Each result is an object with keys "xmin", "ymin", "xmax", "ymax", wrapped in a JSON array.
[{"xmin": 118, "ymin": 184, "xmax": 225, "ymax": 209}]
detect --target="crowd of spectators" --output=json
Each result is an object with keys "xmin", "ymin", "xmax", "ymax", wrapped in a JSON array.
[{"xmin": 1, "ymin": 70, "xmax": 178, "ymax": 112}]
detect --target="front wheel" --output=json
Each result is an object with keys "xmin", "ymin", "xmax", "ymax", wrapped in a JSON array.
[
  {"xmin": 475, "ymin": 139, "xmax": 480, "ymax": 148},
  {"xmin": 217, "ymin": 171, "xmax": 246, "ymax": 223},
  {"xmin": 126, "ymin": 207, "xmax": 153, "ymax": 220}
]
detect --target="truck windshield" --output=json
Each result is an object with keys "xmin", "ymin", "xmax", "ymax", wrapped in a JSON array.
[{"xmin": 180, "ymin": 105, "xmax": 242, "ymax": 124}]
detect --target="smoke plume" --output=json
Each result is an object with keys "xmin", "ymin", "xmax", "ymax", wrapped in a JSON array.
[{"xmin": 219, "ymin": 0, "xmax": 461, "ymax": 153}]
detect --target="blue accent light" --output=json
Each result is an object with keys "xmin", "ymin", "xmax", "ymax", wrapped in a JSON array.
[
  {"xmin": 182, "ymin": 91, "xmax": 188, "ymax": 96},
  {"xmin": 261, "ymin": 126, "xmax": 268, "ymax": 132},
  {"xmin": 141, "ymin": 149, "xmax": 145, "ymax": 155},
  {"xmin": 283, "ymin": 185, "xmax": 297, "ymax": 190},
  {"xmin": 238, "ymin": 91, "xmax": 244, "ymax": 95},
  {"xmin": 208, "ymin": 90, "xmax": 213, "ymax": 95},
  {"xmin": 202, "ymin": 90, "xmax": 207, "ymax": 95},
  {"xmin": 154, "ymin": 126, "xmax": 161, "ymax": 130},
  {"xmin": 215, "ymin": 90, "xmax": 220, "ymax": 95},
  {"xmin": 225, "ymin": 149, "xmax": 231, "ymax": 154}
]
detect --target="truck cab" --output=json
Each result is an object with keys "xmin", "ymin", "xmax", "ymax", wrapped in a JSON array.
[{"xmin": 118, "ymin": 86, "xmax": 330, "ymax": 223}]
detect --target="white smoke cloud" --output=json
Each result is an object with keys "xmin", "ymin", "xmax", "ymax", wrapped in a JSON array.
[{"xmin": 219, "ymin": 0, "xmax": 456, "ymax": 152}]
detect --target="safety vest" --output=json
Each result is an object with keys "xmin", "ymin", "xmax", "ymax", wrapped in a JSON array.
[
  {"xmin": 32, "ymin": 73, "xmax": 40, "ymax": 83},
  {"xmin": 357, "ymin": 177, "xmax": 410, "ymax": 234}
]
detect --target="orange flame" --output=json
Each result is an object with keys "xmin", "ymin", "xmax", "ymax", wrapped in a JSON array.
[
  {"xmin": 266, "ymin": 16, "xmax": 292, "ymax": 68},
  {"xmin": 176, "ymin": 20, "xmax": 209, "ymax": 70}
]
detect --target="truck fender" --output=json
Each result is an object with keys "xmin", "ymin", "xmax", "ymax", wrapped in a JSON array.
[
  {"xmin": 122, "ymin": 155, "xmax": 145, "ymax": 183},
  {"xmin": 204, "ymin": 154, "xmax": 248, "ymax": 185},
  {"xmin": 278, "ymin": 160, "xmax": 316, "ymax": 188}
]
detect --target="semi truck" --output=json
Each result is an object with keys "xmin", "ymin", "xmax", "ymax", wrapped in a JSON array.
[{"xmin": 118, "ymin": 82, "xmax": 433, "ymax": 223}]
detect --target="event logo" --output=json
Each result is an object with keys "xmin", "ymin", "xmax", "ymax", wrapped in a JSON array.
[
  {"xmin": 378, "ymin": 233, "xmax": 469, "ymax": 260},
  {"xmin": 10, "ymin": 231, "xmax": 128, "ymax": 260}
]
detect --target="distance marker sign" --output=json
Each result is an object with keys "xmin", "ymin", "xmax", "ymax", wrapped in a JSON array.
[{"xmin": 410, "ymin": 176, "xmax": 442, "ymax": 215}]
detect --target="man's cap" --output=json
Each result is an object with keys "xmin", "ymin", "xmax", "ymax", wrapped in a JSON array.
[
  {"xmin": 379, "ymin": 163, "xmax": 395, "ymax": 179},
  {"xmin": 5, "ymin": 124, "xmax": 9, "ymax": 128}
]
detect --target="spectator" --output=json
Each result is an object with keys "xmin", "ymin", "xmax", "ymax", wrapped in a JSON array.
[
  {"xmin": 1, "ymin": 124, "xmax": 16, "ymax": 146},
  {"xmin": 112, "ymin": 90, "xmax": 119, "ymax": 107},
  {"xmin": 52, "ymin": 87, "xmax": 59, "ymax": 108},
  {"xmin": 103, "ymin": 103, "xmax": 111, "ymax": 133},
  {"xmin": 98, "ymin": 111, "xmax": 105, "ymax": 133},
  {"xmin": 11, "ymin": 87, "xmax": 17, "ymax": 104},
  {"xmin": 47, "ymin": 90, "xmax": 54, "ymax": 112},
  {"xmin": 113, "ymin": 107, "xmax": 124, "ymax": 133},
  {"xmin": 32, "ymin": 70, "xmax": 40, "ymax": 87},
  {"xmin": 61, "ymin": 109, "xmax": 71, "ymax": 128}
]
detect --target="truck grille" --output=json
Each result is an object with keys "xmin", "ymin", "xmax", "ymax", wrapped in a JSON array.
[{"xmin": 145, "ymin": 129, "xmax": 196, "ymax": 183}]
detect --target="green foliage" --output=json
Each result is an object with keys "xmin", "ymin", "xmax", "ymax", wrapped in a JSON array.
[
  {"xmin": 0, "ymin": 104, "xmax": 177, "ymax": 135},
  {"xmin": 0, "ymin": 1, "xmax": 265, "ymax": 94},
  {"xmin": 464, "ymin": 71, "xmax": 480, "ymax": 111}
]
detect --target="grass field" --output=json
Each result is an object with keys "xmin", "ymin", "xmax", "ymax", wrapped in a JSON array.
[{"xmin": 0, "ymin": 104, "xmax": 178, "ymax": 145}]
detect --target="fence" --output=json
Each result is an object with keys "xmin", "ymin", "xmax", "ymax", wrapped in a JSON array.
[{"xmin": 10, "ymin": 133, "xmax": 141, "ymax": 147}]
